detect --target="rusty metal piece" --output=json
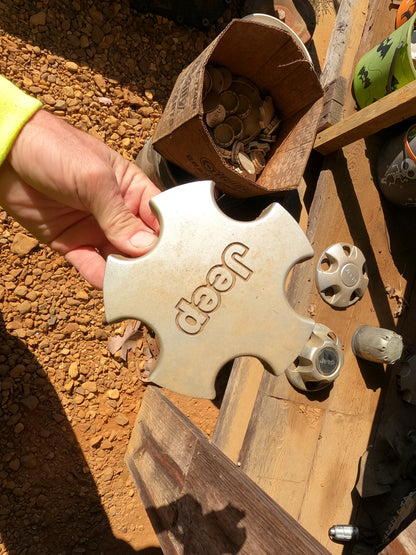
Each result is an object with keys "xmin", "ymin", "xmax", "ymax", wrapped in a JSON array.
[
  {"xmin": 203, "ymin": 90, "xmax": 220, "ymax": 112},
  {"xmin": 202, "ymin": 70, "xmax": 212, "ymax": 98},
  {"xmin": 218, "ymin": 66, "xmax": 232, "ymax": 90},
  {"xmin": 104, "ymin": 180, "xmax": 315, "ymax": 398}
]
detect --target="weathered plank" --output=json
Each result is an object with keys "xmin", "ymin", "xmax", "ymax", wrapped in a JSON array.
[
  {"xmin": 319, "ymin": 0, "xmax": 369, "ymax": 89},
  {"xmin": 211, "ymin": 356, "xmax": 264, "ymax": 463},
  {"xmin": 314, "ymin": 79, "xmax": 416, "ymax": 155},
  {"xmin": 317, "ymin": 76, "xmax": 348, "ymax": 131},
  {"xmin": 126, "ymin": 386, "xmax": 330, "ymax": 554},
  {"xmin": 380, "ymin": 519, "xmax": 416, "ymax": 554},
  {"xmin": 220, "ymin": 2, "xmax": 407, "ymax": 552}
]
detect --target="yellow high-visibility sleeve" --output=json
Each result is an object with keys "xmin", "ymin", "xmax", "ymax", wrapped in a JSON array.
[{"xmin": 0, "ymin": 75, "xmax": 42, "ymax": 165}]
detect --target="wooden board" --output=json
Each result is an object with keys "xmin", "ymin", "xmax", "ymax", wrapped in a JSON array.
[
  {"xmin": 211, "ymin": 356, "xmax": 264, "ymax": 463},
  {"xmin": 314, "ymin": 79, "xmax": 416, "ymax": 155},
  {"xmin": 380, "ymin": 519, "xmax": 416, "ymax": 554},
  {"xmin": 126, "ymin": 386, "xmax": 330, "ymax": 554}
]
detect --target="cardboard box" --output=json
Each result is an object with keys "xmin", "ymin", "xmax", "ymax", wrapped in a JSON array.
[{"xmin": 152, "ymin": 18, "xmax": 324, "ymax": 198}]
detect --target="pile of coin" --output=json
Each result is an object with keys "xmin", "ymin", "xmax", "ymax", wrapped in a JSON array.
[{"xmin": 203, "ymin": 64, "xmax": 280, "ymax": 179}]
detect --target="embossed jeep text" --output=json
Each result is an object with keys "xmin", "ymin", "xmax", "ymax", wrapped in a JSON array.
[{"xmin": 175, "ymin": 242, "xmax": 253, "ymax": 335}]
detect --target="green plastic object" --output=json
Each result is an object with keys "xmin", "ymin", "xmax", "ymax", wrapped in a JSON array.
[{"xmin": 353, "ymin": 12, "xmax": 416, "ymax": 109}]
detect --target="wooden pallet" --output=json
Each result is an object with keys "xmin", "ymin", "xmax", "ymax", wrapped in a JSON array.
[{"xmin": 126, "ymin": 0, "xmax": 416, "ymax": 552}]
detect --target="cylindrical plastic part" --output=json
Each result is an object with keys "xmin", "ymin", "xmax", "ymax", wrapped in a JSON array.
[{"xmin": 351, "ymin": 325, "xmax": 404, "ymax": 364}]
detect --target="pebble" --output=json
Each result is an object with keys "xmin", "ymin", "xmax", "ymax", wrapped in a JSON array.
[
  {"xmin": 68, "ymin": 362, "xmax": 79, "ymax": 379},
  {"xmin": 94, "ymin": 329, "xmax": 108, "ymax": 341},
  {"xmin": 93, "ymin": 74, "xmax": 106, "ymax": 92},
  {"xmin": 11, "ymin": 233, "xmax": 39, "ymax": 255},
  {"xmin": 107, "ymin": 389, "xmax": 120, "ymax": 400},
  {"xmin": 141, "ymin": 118, "xmax": 152, "ymax": 130},
  {"xmin": 101, "ymin": 439, "xmax": 113, "ymax": 450},
  {"xmin": 30, "ymin": 11, "xmax": 46, "ymax": 26},
  {"xmin": 102, "ymin": 468, "xmax": 114, "ymax": 482},
  {"xmin": 14, "ymin": 423, "xmax": 25, "ymax": 435},
  {"xmin": 22, "ymin": 395, "xmax": 39, "ymax": 411},
  {"xmin": 115, "ymin": 414, "xmax": 129, "ymax": 427},
  {"xmin": 65, "ymin": 61, "xmax": 78, "ymax": 73},
  {"xmin": 9, "ymin": 458, "xmax": 20, "ymax": 471},
  {"xmin": 90, "ymin": 434, "xmax": 103, "ymax": 448},
  {"xmin": 73, "ymin": 394, "xmax": 85, "ymax": 405},
  {"xmin": 83, "ymin": 381, "xmax": 97, "ymax": 394},
  {"xmin": 17, "ymin": 300, "xmax": 32, "ymax": 314},
  {"xmin": 75, "ymin": 288, "xmax": 89, "ymax": 301},
  {"xmin": 10, "ymin": 364, "xmax": 25, "ymax": 377},
  {"xmin": 42, "ymin": 94, "xmax": 55, "ymax": 105},
  {"xmin": 138, "ymin": 106, "xmax": 154, "ymax": 117},
  {"xmin": 26, "ymin": 290, "xmax": 38, "ymax": 301},
  {"xmin": 54, "ymin": 99, "xmax": 67, "ymax": 110},
  {"xmin": 14, "ymin": 285, "xmax": 28, "ymax": 297}
]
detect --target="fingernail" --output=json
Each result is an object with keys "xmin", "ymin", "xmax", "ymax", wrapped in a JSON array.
[{"xmin": 130, "ymin": 231, "xmax": 157, "ymax": 249}]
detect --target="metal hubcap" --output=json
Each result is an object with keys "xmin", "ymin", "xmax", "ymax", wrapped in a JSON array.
[{"xmin": 315, "ymin": 243, "xmax": 369, "ymax": 308}]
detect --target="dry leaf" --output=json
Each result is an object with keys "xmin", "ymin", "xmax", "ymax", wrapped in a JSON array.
[
  {"xmin": 107, "ymin": 320, "xmax": 142, "ymax": 361},
  {"xmin": 385, "ymin": 284, "xmax": 407, "ymax": 318}
]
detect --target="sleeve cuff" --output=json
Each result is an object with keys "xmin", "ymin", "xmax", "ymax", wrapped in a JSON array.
[{"xmin": 0, "ymin": 75, "xmax": 43, "ymax": 165}]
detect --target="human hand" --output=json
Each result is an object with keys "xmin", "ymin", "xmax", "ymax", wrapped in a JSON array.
[{"xmin": 0, "ymin": 109, "xmax": 160, "ymax": 289}]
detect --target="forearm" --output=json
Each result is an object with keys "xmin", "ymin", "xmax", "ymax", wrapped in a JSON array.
[{"xmin": 0, "ymin": 75, "xmax": 42, "ymax": 166}]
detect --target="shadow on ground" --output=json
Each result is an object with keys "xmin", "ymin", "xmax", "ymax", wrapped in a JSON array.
[{"xmin": 0, "ymin": 312, "xmax": 161, "ymax": 554}]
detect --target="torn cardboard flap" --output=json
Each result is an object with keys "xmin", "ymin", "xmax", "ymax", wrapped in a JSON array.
[{"xmin": 152, "ymin": 18, "xmax": 324, "ymax": 198}]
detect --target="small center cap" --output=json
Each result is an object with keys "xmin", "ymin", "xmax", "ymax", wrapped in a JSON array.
[{"xmin": 341, "ymin": 263, "xmax": 360, "ymax": 287}]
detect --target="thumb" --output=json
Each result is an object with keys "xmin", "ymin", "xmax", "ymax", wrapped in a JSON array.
[{"xmin": 95, "ymin": 192, "xmax": 158, "ymax": 257}]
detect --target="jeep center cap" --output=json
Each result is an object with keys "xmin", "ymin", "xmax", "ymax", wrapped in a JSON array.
[{"xmin": 103, "ymin": 180, "xmax": 314, "ymax": 399}]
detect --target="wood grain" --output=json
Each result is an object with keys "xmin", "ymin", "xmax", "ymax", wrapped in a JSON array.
[
  {"xmin": 380, "ymin": 519, "xmax": 416, "ymax": 554},
  {"xmin": 314, "ymin": 80, "xmax": 416, "ymax": 154},
  {"xmin": 126, "ymin": 386, "xmax": 330, "ymax": 554}
]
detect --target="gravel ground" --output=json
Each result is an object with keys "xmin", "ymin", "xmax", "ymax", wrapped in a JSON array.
[{"xmin": 0, "ymin": 1, "xmax": 222, "ymax": 553}]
